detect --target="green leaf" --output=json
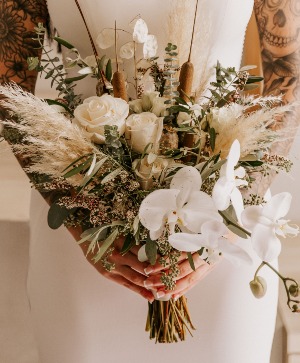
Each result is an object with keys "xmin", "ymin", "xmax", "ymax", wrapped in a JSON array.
[
  {"xmin": 63, "ymin": 156, "xmax": 93, "ymax": 178},
  {"xmin": 219, "ymin": 209, "xmax": 250, "ymax": 239},
  {"xmin": 45, "ymin": 69, "xmax": 54, "ymax": 79},
  {"xmin": 54, "ymin": 36, "xmax": 76, "ymax": 50},
  {"xmin": 120, "ymin": 234, "xmax": 135, "ymax": 255},
  {"xmin": 145, "ymin": 238, "xmax": 157, "ymax": 265},
  {"xmin": 45, "ymin": 99, "xmax": 73, "ymax": 115},
  {"xmin": 101, "ymin": 167, "xmax": 123, "ymax": 184},
  {"xmin": 62, "ymin": 154, "xmax": 91, "ymax": 173},
  {"xmin": 105, "ymin": 59, "xmax": 112, "ymax": 81},
  {"xmin": 27, "ymin": 57, "xmax": 40, "ymax": 71},
  {"xmin": 187, "ymin": 252, "xmax": 196, "ymax": 271},
  {"xmin": 47, "ymin": 203, "xmax": 73, "ymax": 229},
  {"xmin": 209, "ymin": 127, "xmax": 216, "ymax": 151},
  {"xmin": 65, "ymin": 74, "xmax": 88, "ymax": 84},
  {"xmin": 246, "ymin": 76, "xmax": 264, "ymax": 84},
  {"xmin": 93, "ymin": 228, "xmax": 119, "ymax": 263}
]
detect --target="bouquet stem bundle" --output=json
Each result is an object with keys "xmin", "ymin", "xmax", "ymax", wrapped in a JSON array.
[{"xmin": 146, "ymin": 297, "xmax": 195, "ymax": 343}]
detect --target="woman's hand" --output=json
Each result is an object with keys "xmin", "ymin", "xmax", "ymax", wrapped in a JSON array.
[
  {"xmin": 69, "ymin": 227, "xmax": 155, "ymax": 303},
  {"xmin": 144, "ymin": 252, "xmax": 215, "ymax": 300}
]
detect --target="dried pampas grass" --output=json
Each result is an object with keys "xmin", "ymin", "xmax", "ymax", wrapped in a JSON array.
[
  {"xmin": 212, "ymin": 96, "xmax": 295, "ymax": 158},
  {"xmin": 0, "ymin": 83, "xmax": 103, "ymax": 186}
]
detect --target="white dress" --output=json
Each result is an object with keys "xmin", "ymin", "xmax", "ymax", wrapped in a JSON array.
[{"xmin": 28, "ymin": 1, "xmax": 279, "ymax": 362}]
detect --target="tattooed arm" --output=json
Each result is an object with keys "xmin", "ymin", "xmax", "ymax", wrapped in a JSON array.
[
  {"xmin": 254, "ymin": 0, "xmax": 300, "ymax": 194},
  {"xmin": 0, "ymin": 1, "xmax": 158, "ymax": 302}
]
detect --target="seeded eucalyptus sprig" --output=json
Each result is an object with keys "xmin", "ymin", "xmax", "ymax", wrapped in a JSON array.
[
  {"xmin": 163, "ymin": 43, "xmax": 180, "ymax": 105},
  {"xmin": 28, "ymin": 24, "xmax": 82, "ymax": 112}
]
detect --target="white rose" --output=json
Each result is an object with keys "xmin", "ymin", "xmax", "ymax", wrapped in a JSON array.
[
  {"xmin": 125, "ymin": 112, "xmax": 163, "ymax": 153},
  {"xmin": 129, "ymin": 92, "xmax": 167, "ymax": 116},
  {"xmin": 73, "ymin": 94, "xmax": 129, "ymax": 144},
  {"xmin": 133, "ymin": 153, "xmax": 175, "ymax": 180}
]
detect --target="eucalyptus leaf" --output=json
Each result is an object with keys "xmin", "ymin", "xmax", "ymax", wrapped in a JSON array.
[
  {"xmin": 120, "ymin": 234, "xmax": 136, "ymax": 255},
  {"xmin": 65, "ymin": 74, "xmax": 88, "ymax": 84},
  {"xmin": 54, "ymin": 36, "xmax": 76, "ymax": 50},
  {"xmin": 187, "ymin": 252, "xmax": 196, "ymax": 271},
  {"xmin": 93, "ymin": 228, "xmax": 119, "ymax": 263},
  {"xmin": 63, "ymin": 156, "xmax": 93, "ymax": 178},
  {"xmin": 47, "ymin": 203, "xmax": 72, "ymax": 229},
  {"xmin": 209, "ymin": 128, "xmax": 216, "ymax": 151},
  {"xmin": 145, "ymin": 238, "xmax": 157, "ymax": 266},
  {"xmin": 101, "ymin": 167, "xmax": 123, "ymax": 184}
]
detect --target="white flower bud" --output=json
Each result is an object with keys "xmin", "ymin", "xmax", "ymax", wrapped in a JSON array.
[{"xmin": 249, "ymin": 276, "xmax": 267, "ymax": 299}]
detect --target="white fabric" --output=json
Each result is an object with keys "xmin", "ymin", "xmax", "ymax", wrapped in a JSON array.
[{"xmin": 28, "ymin": 1, "xmax": 279, "ymax": 362}]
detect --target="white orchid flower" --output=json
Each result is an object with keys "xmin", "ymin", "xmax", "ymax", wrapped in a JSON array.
[
  {"xmin": 212, "ymin": 139, "xmax": 247, "ymax": 222},
  {"xmin": 131, "ymin": 18, "xmax": 149, "ymax": 43},
  {"xmin": 169, "ymin": 220, "xmax": 252, "ymax": 265},
  {"xmin": 241, "ymin": 192, "xmax": 299, "ymax": 262},
  {"xmin": 139, "ymin": 166, "xmax": 221, "ymax": 240}
]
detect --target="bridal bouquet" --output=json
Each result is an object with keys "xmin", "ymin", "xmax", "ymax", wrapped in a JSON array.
[{"xmin": 1, "ymin": 17, "xmax": 300, "ymax": 343}]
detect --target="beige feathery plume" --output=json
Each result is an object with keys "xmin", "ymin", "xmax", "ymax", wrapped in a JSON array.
[
  {"xmin": 0, "ymin": 83, "xmax": 104, "ymax": 186},
  {"xmin": 212, "ymin": 98, "xmax": 295, "ymax": 158},
  {"xmin": 168, "ymin": 0, "xmax": 213, "ymax": 101}
]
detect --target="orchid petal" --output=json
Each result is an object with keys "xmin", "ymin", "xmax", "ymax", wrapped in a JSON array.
[
  {"xmin": 224, "ymin": 139, "xmax": 240, "ymax": 181},
  {"xmin": 226, "ymin": 139, "xmax": 240, "ymax": 172},
  {"xmin": 150, "ymin": 226, "xmax": 164, "ymax": 241},
  {"xmin": 168, "ymin": 232, "xmax": 206, "ymax": 252},
  {"xmin": 139, "ymin": 189, "xmax": 179, "ymax": 232},
  {"xmin": 251, "ymin": 224, "xmax": 281, "ymax": 262},
  {"xmin": 241, "ymin": 205, "xmax": 263, "ymax": 231},
  {"xmin": 263, "ymin": 192, "xmax": 292, "ymax": 221},
  {"xmin": 218, "ymin": 238, "xmax": 252, "ymax": 265},
  {"xmin": 183, "ymin": 192, "xmax": 221, "ymax": 233},
  {"xmin": 234, "ymin": 166, "xmax": 246, "ymax": 179},
  {"xmin": 212, "ymin": 177, "xmax": 233, "ymax": 211},
  {"xmin": 230, "ymin": 187, "xmax": 244, "ymax": 223},
  {"xmin": 200, "ymin": 220, "xmax": 228, "ymax": 249},
  {"xmin": 171, "ymin": 166, "xmax": 202, "ymax": 208},
  {"xmin": 138, "ymin": 245, "xmax": 148, "ymax": 262}
]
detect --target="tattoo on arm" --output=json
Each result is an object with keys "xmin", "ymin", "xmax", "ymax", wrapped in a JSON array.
[
  {"xmin": 252, "ymin": 0, "xmax": 300, "ymax": 196},
  {"xmin": 0, "ymin": 0, "xmax": 49, "ymax": 93},
  {"xmin": 254, "ymin": 0, "xmax": 300, "ymax": 101}
]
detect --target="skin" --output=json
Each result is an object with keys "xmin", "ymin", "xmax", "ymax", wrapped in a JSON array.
[{"xmin": 0, "ymin": 0, "xmax": 299, "ymax": 302}]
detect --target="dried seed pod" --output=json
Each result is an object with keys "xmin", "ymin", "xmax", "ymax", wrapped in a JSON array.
[
  {"xmin": 160, "ymin": 126, "xmax": 179, "ymax": 153},
  {"xmin": 112, "ymin": 71, "xmax": 127, "ymax": 101},
  {"xmin": 178, "ymin": 61, "xmax": 194, "ymax": 102}
]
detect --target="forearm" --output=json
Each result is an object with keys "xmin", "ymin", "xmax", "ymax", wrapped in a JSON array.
[{"xmin": 253, "ymin": 0, "xmax": 300, "ymax": 195}]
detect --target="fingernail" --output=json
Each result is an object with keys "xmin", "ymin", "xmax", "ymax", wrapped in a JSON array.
[
  {"xmin": 173, "ymin": 294, "xmax": 179, "ymax": 302},
  {"xmin": 144, "ymin": 280, "xmax": 154, "ymax": 288},
  {"xmin": 156, "ymin": 291, "xmax": 165, "ymax": 299},
  {"xmin": 144, "ymin": 266, "xmax": 153, "ymax": 275}
]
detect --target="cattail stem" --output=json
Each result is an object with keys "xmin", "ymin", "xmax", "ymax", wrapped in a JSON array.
[
  {"xmin": 178, "ymin": 61, "xmax": 194, "ymax": 102},
  {"xmin": 112, "ymin": 71, "xmax": 127, "ymax": 101}
]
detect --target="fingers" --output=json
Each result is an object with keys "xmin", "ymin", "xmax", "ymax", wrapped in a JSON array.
[
  {"xmin": 101, "ymin": 271, "xmax": 155, "ymax": 303},
  {"xmin": 110, "ymin": 249, "xmax": 148, "ymax": 274},
  {"xmin": 144, "ymin": 253, "xmax": 205, "ymax": 288},
  {"xmin": 144, "ymin": 252, "xmax": 189, "ymax": 275}
]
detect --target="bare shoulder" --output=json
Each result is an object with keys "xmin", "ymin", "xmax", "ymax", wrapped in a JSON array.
[
  {"xmin": 0, "ymin": 0, "xmax": 49, "ymax": 92},
  {"xmin": 253, "ymin": 0, "xmax": 300, "ymax": 100}
]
